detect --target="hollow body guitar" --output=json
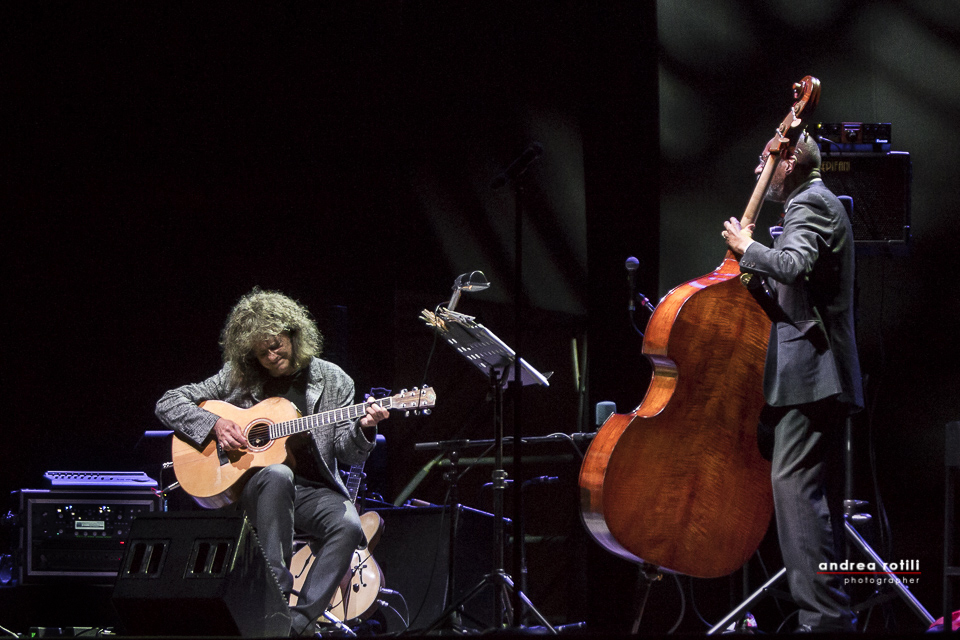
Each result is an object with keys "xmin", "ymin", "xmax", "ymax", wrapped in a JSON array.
[
  {"xmin": 290, "ymin": 462, "xmax": 385, "ymax": 623},
  {"xmin": 579, "ymin": 77, "xmax": 821, "ymax": 578}
]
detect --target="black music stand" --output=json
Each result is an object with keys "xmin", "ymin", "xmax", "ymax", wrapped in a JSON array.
[{"xmin": 420, "ymin": 308, "xmax": 554, "ymax": 633}]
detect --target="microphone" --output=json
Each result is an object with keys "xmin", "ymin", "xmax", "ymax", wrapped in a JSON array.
[
  {"xmin": 625, "ymin": 256, "xmax": 639, "ymax": 311},
  {"xmin": 490, "ymin": 142, "xmax": 543, "ymax": 189},
  {"xmin": 454, "ymin": 270, "xmax": 491, "ymax": 292},
  {"xmin": 595, "ymin": 401, "xmax": 617, "ymax": 429}
]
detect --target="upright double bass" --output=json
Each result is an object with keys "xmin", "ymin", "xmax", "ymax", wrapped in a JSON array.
[{"xmin": 579, "ymin": 77, "xmax": 821, "ymax": 578}]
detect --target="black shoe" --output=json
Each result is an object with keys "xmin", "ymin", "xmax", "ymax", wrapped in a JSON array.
[{"xmin": 289, "ymin": 620, "xmax": 320, "ymax": 638}]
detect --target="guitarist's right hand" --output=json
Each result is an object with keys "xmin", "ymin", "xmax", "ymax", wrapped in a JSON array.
[{"xmin": 214, "ymin": 417, "xmax": 247, "ymax": 451}]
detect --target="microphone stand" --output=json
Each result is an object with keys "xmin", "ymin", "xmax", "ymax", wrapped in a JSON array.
[
  {"xmin": 496, "ymin": 142, "xmax": 543, "ymax": 626},
  {"xmin": 419, "ymin": 144, "xmax": 550, "ymax": 632},
  {"xmin": 510, "ymin": 175, "xmax": 526, "ymax": 627}
]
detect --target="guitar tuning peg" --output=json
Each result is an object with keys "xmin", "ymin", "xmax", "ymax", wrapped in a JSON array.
[
  {"xmin": 423, "ymin": 409, "xmax": 431, "ymax": 415},
  {"xmin": 405, "ymin": 410, "xmax": 410, "ymax": 417},
  {"xmin": 401, "ymin": 388, "xmax": 408, "ymax": 394}
]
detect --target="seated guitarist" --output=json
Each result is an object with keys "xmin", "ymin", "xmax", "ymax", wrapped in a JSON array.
[{"xmin": 155, "ymin": 287, "xmax": 388, "ymax": 637}]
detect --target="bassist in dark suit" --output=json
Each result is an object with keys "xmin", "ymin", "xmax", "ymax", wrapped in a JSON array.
[
  {"xmin": 156, "ymin": 288, "xmax": 388, "ymax": 636},
  {"xmin": 723, "ymin": 131, "xmax": 864, "ymax": 632}
]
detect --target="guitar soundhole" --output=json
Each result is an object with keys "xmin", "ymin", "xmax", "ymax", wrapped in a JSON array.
[{"xmin": 247, "ymin": 422, "xmax": 271, "ymax": 449}]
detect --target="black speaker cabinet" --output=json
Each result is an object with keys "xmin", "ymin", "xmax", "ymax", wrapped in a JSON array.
[
  {"xmin": 112, "ymin": 512, "xmax": 289, "ymax": 637},
  {"xmin": 369, "ymin": 506, "xmax": 497, "ymax": 632},
  {"xmin": 820, "ymin": 151, "xmax": 911, "ymax": 245}
]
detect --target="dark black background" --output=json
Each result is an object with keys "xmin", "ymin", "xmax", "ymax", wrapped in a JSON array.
[{"xmin": 3, "ymin": 1, "xmax": 958, "ymax": 633}]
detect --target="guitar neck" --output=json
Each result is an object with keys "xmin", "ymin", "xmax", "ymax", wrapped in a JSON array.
[
  {"xmin": 268, "ymin": 397, "xmax": 400, "ymax": 441},
  {"xmin": 344, "ymin": 463, "xmax": 366, "ymax": 503}
]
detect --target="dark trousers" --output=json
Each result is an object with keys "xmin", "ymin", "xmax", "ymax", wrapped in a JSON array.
[
  {"xmin": 764, "ymin": 399, "xmax": 855, "ymax": 632},
  {"xmin": 241, "ymin": 464, "xmax": 364, "ymax": 636}
]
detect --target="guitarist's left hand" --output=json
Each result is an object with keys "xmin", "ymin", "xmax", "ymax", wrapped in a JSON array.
[{"xmin": 359, "ymin": 400, "xmax": 389, "ymax": 430}]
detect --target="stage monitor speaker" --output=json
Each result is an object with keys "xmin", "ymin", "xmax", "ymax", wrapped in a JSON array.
[
  {"xmin": 820, "ymin": 151, "xmax": 911, "ymax": 245},
  {"xmin": 369, "ymin": 505, "xmax": 497, "ymax": 632},
  {"xmin": 112, "ymin": 512, "xmax": 289, "ymax": 637}
]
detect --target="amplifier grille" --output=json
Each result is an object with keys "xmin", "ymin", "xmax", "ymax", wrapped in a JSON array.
[{"xmin": 821, "ymin": 152, "xmax": 911, "ymax": 245}]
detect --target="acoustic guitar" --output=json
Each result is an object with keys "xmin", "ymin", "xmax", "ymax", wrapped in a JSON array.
[{"xmin": 172, "ymin": 386, "xmax": 437, "ymax": 509}]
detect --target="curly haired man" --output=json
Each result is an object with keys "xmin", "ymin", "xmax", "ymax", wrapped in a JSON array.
[{"xmin": 156, "ymin": 288, "xmax": 388, "ymax": 636}]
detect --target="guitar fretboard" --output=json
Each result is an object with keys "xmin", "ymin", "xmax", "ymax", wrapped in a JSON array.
[
  {"xmin": 267, "ymin": 397, "xmax": 398, "ymax": 441},
  {"xmin": 345, "ymin": 464, "xmax": 365, "ymax": 502}
]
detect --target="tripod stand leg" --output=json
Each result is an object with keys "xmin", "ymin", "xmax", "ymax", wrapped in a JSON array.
[
  {"xmin": 421, "ymin": 570, "xmax": 558, "ymax": 635},
  {"xmin": 707, "ymin": 567, "xmax": 787, "ymax": 635},
  {"xmin": 421, "ymin": 572, "xmax": 498, "ymax": 635},
  {"xmin": 843, "ymin": 521, "xmax": 934, "ymax": 625},
  {"xmin": 709, "ymin": 520, "xmax": 935, "ymax": 634},
  {"xmin": 500, "ymin": 572, "xmax": 557, "ymax": 633}
]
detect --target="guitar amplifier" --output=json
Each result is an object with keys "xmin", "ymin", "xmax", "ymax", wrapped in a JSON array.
[
  {"xmin": 12, "ymin": 488, "xmax": 161, "ymax": 583},
  {"xmin": 820, "ymin": 151, "xmax": 911, "ymax": 245}
]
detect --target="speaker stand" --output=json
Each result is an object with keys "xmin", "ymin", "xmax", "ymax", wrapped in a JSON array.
[
  {"xmin": 439, "ymin": 447, "xmax": 470, "ymax": 632},
  {"xmin": 706, "ymin": 518, "xmax": 935, "ymax": 634},
  {"xmin": 844, "ymin": 519, "xmax": 934, "ymax": 626}
]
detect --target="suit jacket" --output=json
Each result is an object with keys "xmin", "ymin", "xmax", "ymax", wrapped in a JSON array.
[
  {"xmin": 740, "ymin": 178, "xmax": 864, "ymax": 411},
  {"xmin": 155, "ymin": 357, "xmax": 376, "ymax": 498}
]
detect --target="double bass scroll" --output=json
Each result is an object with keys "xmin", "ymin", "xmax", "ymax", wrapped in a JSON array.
[{"xmin": 578, "ymin": 77, "xmax": 821, "ymax": 579}]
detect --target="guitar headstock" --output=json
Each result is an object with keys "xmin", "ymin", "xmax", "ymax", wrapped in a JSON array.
[{"xmin": 391, "ymin": 386, "xmax": 437, "ymax": 416}]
